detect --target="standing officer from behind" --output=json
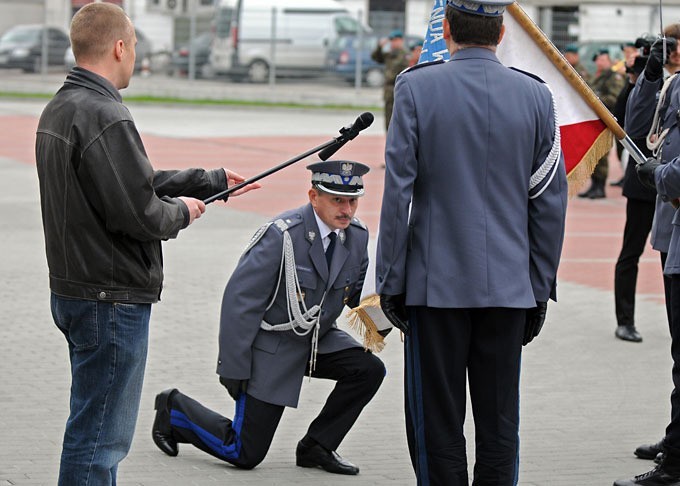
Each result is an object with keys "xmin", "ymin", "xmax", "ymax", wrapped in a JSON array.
[
  {"xmin": 35, "ymin": 3, "xmax": 258, "ymax": 484},
  {"xmin": 151, "ymin": 161, "xmax": 385, "ymax": 475},
  {"xmin": 372, "ymin": 29, "xmax": 410, "ymax": 132},
  {"xmin": 376, "ymin": 0, "xmax": 568, "ymax": 484}
]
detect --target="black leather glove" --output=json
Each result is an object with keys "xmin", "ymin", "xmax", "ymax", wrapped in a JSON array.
[
  {"xmin": 380, "ymin": 293, "xmax": 409, "ymax": 335},
  {"xmin": 219, "ymin": 377, "xmax": 247, "ymax": 400},
  {"xmin": 645, "ymin": 37, "xmax": 678, "ymax": 82},
  {"xmin": 636, "ymin": 157, "xmax": 661, "ymax": 191},
  {"xmin": 523, "ymin": 301, "xmax": 547, "ymax": 346},
  {"xmin": 377, "ymin": 327, "xmax": 393, "ymax": 338}
]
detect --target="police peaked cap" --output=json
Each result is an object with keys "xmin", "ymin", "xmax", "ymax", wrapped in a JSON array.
[
  {"xmin": 307, "ymin": 160, "xmax": 370, "ymax": 197},
  {"xmin": 446, "ymin": 0, "xmax": 514, "ymax": 17}
]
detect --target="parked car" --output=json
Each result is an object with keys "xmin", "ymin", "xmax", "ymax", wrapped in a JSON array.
[
  {"xmin": 0, "ymin": 24, "xmax": 70, "ymax": 73},
  {"xmin": 63, "ymin": 28, "xmax": 153, "ymax": 72},
  {"xmin": 328, "ymin": 34, "xmax": 423, "ymax": 88},
  {"xmin": 169, "ymin": 32, "xmax": 214, "ymax": 77},
  {"xmin": 211, "ymin": 0, "xmax": 368, "ymax": 83},
  {"xmin": 328, "ymin": 34, "xmax": 384, "ymax": 87}
]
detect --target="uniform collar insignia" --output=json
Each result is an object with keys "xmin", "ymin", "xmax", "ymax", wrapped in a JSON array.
[
  {"xmin": 339, "ymin": 230, "xmax": 346, "ymax": 244},
  {"xmin": 306, "ymin": 231, "xmax": 316, "ymax": 243}
]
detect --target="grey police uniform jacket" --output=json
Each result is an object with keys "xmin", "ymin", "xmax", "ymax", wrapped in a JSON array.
[
  {"xmin": 629, "ymin": 72, "xmax": 680, "ymax": 275},
  {"xmin": 625, "ymin": 72, "xmax": 675, "ymax": 254},
  {"xmin": 376, "ymin": 48, "xmax": 567, "ymax": 307},
  {"xmin": 216, "ymin": 203, "xmax": 368, "ymax": 407}
]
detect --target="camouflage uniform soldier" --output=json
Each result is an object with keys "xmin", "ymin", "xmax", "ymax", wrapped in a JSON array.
[
  {"xmin": 563, "ymin": 43, "xmax": 591, "ymax": 83},
  {"xmin": 579, "ymin": 50, "xmax": 625, "ymax": 199},
  {"xmin": 371, "ymin": 29, "xmax": 410, "ymax": 132}
]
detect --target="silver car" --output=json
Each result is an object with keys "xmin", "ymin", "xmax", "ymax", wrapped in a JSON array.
[{"xmin": 0, "ymin": 24, "xmax": 70, "ymax": 73}]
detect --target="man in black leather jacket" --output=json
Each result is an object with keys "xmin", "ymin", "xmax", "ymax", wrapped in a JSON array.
[{"xmin": 35, "ymin": 4, "xmax": 258, "ymax": 485}]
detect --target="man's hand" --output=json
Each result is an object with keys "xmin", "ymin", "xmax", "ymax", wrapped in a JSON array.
[
  {"xmin": 645, "ymin": 37, "xmax": 678, "ymax": 81},
  {"xmin": 219, "ymin": 377, "xmax": 248, "ymax": 400},
  {"xmin": 178, "ymin": 196, "xmax": 206, "ymax": 225},
  {"xmin": 221, "ymin": 169, "xmax": 261, "ymax": 201},
  {"xmin": 636, "ymin": 157, "xmax": 661, "ymax": 191},
  {"xmin": 523, "ymin": 301, "xmax": 547, "ymax": 346},
  {"xmin": 380, "ymin": 293, "xmax": 409, "ymax": 335}
]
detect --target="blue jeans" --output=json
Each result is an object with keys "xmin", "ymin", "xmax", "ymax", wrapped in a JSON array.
[{"xmin": 51, "ymin": 293, "xmax": 151, "ymax": 486}]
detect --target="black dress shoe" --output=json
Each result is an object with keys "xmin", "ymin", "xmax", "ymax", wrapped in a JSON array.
[
  {"xmin": 616, "ymin": 325, "xmax": 643, "ymax": 343},
  {"xmin": 613, "ymin": 466, "xmax": 680, "ymax": 485},
  {"xmin": 152, "ymin": 389, "xmax": 178, "ymax": 457},
  {"xmin": 296, "ymin": 441, "xmax": 359, "ymax": 475},
  {"xmin": 635, "ymin": 439, "xmax": 664, "ymax": 460}
]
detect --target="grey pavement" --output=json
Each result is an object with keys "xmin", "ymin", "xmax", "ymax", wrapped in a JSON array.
[{"xmin": 0, "ymin": 89, "xmax": 675, "ymax": 485}]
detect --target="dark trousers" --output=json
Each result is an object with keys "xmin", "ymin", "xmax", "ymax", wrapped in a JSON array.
[
  {"xmin": 614, "ymin": 198, "xmax": 655, "ymax": 327},
  {"xmin": 167, "ymin": 348, "xmax": 384, "ymax": 469},
  {"xmin": 663, "ymin": 252, "xmax": 673, "ymax": 335},
  {"xmin": 405, "ymin": 306, "xmax": 525, "ymax": 486},
  {"xmin": 664, "ymin": 274, "xmax": 680, "ymax": 472}
]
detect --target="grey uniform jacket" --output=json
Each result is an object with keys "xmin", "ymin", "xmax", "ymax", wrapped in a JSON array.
[
  {"xmin": 625, "ymin": 72, "xmax": 676, "ymax": 254},
  {"xmin": 216, "ymin": 203, "xmax": 368, "ymax": 407},
  {"xmin": 376, "ymin": 48, "xmax": 568, "ymax": 308}
]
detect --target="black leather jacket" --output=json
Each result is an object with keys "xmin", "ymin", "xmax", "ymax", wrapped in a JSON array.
[{"xmin": 36, "ymin": 68, "xmax": 227, "ymax": 303}]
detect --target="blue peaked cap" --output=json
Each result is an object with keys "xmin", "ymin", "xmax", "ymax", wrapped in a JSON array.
[
  {"xmin": 446, "ymin": 0, "xmax": 513, "ymax": 17},
  {"xmin": 307, "ymin": 160, "xmax": 370, "ymax": 197}
]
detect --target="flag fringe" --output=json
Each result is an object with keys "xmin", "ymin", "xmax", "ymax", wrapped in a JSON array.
[
  {"xmin": 566, "ymin": 128, "xmax": 614, "ymax": 197},
  {"xmin": 346, "ymin": 294, "xmax": 387, "ymax": 353}
]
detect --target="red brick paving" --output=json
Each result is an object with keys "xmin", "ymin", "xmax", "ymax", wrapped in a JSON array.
[{"xmin": 2, "ymin": 114, "xmax": 665, "ymax": 301}]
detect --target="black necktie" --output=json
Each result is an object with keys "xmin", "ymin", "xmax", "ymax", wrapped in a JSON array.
[{"xmin": 325, "ymin": 232, "xmax": 337, "ymax": 269}]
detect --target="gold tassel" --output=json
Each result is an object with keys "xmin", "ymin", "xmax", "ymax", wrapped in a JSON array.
[
  {"xmin": 346, "ymin": 294, "xmax": 389, "ymax": 353},
  {"xmin": 566, "ymin": 129, "xmax": 614, "ymax": 197}
]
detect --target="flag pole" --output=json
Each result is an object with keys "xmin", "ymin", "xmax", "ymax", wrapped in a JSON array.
[{"xmin": 506, "ymin": 3, "xmax": 647, "ymax": 165}]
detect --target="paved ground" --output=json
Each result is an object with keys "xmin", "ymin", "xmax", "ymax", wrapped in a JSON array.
[{"xmin": 0, "ymin": 73, "xmax": 675, "ymax": 485}]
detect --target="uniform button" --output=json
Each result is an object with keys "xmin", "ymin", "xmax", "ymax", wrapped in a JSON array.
[
  {"xmin": 343, "ymin": 297, "xmax": 349, "ymax": 304},
  {"xmin": 98, "ymin": 291, "xmax": 106, "ymax": 299},
  {"xmin": 345, "ymin": 286, "xmax": 350, "ymax": 291},
  {"xmin": 218, "ymin": 360, "xmax": 222, "ymax": 365},
  {"xmin": 378, "ymin": 276, "xmax": 384, "ymax": 282}
]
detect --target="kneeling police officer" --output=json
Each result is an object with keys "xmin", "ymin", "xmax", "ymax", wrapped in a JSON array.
[{"xmin": 151, "ymin": 160, "xmax": 385, "ymax": 475}]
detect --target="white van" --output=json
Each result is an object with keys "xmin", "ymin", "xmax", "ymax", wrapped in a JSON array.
[{"xmin": 210, "ymin": 0, "xmax": 365, "ymax": 82}]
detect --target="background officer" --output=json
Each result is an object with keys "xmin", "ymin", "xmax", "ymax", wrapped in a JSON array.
[
  {"xmin": 578, "ymin": 50, "xmax": 625, "ymax": 199},
  {"xmin": 376, "ymin": 0, "xmax": 568, "ymax": 483},
  {"xmin": 371, "ymin": 29, "xmax": 410, "ymax": 132},
  {"xmin": 151, "ymin": 161, "xmax": 385, "ymax": 476}
]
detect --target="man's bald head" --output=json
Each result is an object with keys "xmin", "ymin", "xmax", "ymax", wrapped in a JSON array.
[{"xmin": 70, "ymin": 2, "xmax": 134, "ymax": 65}]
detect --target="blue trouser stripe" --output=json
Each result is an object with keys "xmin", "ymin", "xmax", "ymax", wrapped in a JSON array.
[
  {"xmin": 406, "ymin": 312, "xmax": 430, "ymax": 486},
  {"xmin": 170, "ymin": 393, "xmax": 247, "ymax": 460}
]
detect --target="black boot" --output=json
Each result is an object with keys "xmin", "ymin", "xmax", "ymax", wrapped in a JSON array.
[
  {"xmin": 613, "ymin": 465, "xmax": 680, "ymax": 485},
  {"xmin": 589, "ymin": 179, "xmax": 606, "ymax": 199},
  {"xmin": 635, "ymin": 439, "xmax": 665, "ymax": 459},
  {"xmin": 578, "ymin": 181, "xmax": 594, "ymax": 198}
]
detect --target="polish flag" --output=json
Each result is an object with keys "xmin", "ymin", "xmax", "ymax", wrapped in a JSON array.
[{"xmin": 418, "ymin": 1, "xmax": 618, "ymax": 194}]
